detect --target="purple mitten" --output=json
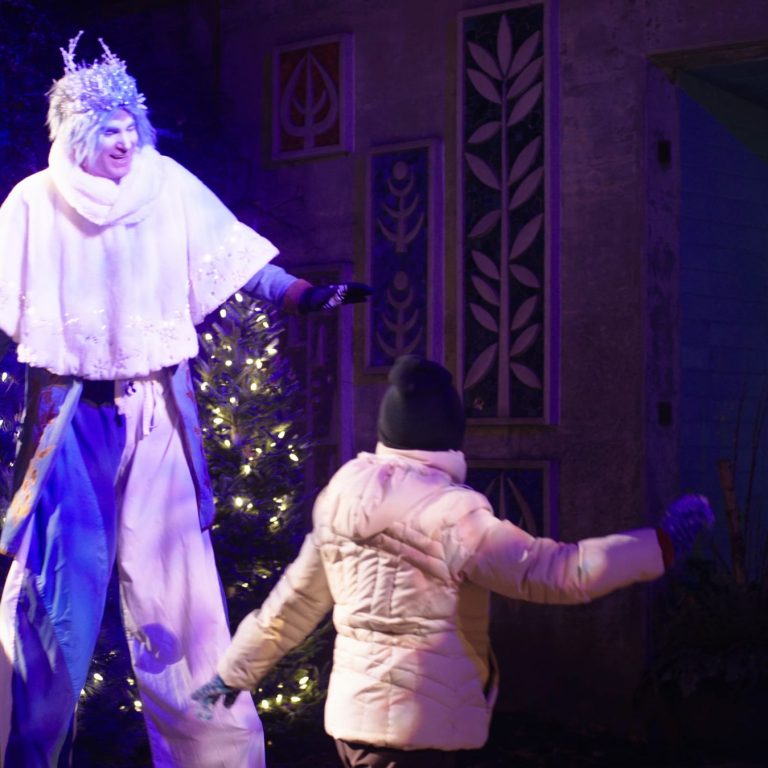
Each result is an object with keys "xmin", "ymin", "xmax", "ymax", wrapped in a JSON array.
[{"xmin": 658, "ymin": 493, "xmax": 714, "ymax": 564}]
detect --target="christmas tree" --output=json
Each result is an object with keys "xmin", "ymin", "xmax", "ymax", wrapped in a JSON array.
[{"xmin": 195, "ymin": 290, "xmax": 330, "ymax": 743}]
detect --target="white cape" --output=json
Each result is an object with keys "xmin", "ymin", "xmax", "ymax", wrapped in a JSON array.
[{"xmin": 0, "ymin": 140, "xmax": 277, "ymax": 379}]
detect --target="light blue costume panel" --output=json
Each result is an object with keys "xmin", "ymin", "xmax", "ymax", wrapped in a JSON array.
[{"xmin": 3, "ymin": 396, "xmax": 125, "ymax": 767}]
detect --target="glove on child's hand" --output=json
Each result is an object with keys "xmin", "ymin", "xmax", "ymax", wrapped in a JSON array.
[
  {"xmin": 191, "ymin": 674, "xmax": 241, "ymax": 720},
  {"xmin": 658, "ymin": 493, "xmax": 714, "ymax": 564},
  {"xmin": 298, "ymin": 282, "xmax": 372, "ymax": 314}
]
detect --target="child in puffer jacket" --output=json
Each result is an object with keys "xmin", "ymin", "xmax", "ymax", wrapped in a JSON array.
[{"xmin": 193, "ymin": 355, "xmax": 713, "ymax": 768}]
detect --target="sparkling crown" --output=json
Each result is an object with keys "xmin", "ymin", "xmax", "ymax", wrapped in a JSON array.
[{"xmin": 48, "ymin": 31, "xmax": 147, "ymax": 136}]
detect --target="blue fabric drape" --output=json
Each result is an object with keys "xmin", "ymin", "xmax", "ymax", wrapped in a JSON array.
[{"xmin": 4, "ymin": 399, "xmax": 125, "ymax": 767}]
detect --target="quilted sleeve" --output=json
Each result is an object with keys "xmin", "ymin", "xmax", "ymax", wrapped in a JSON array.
[
  {"xmin": 217, "ymin": 532, "xmax": 333, "ymax": 689},
  {"xmin": 453, "ymin": 510, "xmax": 665, "ymax": 604}
]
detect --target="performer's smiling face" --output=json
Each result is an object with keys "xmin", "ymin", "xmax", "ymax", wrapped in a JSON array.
[{"xmin": 82, "ymin": 108, "xmax": 138, "ymax": 182}]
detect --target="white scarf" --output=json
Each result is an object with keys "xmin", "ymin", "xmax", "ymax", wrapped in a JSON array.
[{"xmin": 48, "ymin": 137, "xmax": 164, "ymax": 226}]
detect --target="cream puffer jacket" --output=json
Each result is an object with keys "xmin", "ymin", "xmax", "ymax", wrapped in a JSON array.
[{"xmin": 218, "ymin": 444, "xmax": 665, "ymax": 751}]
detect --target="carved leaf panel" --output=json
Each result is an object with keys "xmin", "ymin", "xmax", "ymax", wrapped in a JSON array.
[
  {"xmin": 366, "ymin": 141, "xmax": 442, "ymax": 370},
  {"xmin": 465, "ymin": 461, "xmax": 554, "ymax": 537},
  {"xmin": 460, "ymin": 1, "xmax": 550, "ymax": 422}
]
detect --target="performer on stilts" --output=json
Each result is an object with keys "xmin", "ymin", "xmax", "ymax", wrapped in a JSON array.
[{"xmin": 0, "ymin": 32, "xmax": 369, "ymax": 768}]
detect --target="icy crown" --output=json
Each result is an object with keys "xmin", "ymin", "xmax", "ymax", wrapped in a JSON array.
[{"xmin": 49, "ymin": 31, "xmax": 147, "ymax": 123}]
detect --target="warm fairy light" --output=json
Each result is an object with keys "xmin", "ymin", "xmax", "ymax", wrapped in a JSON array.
[
  {"xmin": 213, "ymin": 417, "xmax": 223, "ymax": 425},
  {"xmin": 200, "ymin": 382, "xmax": 208, "ymax": 391},
  {"xmin": 259, "ymin": 699, "xmax": 270, "ymax": 710},
  {"xmin": 240, "ymin": 582, "xmax": 249, "ymax": 589},
  {"xmin": 291, "ymin": 696, "xmax": 301, "ymax": 703},
  {"xmin": 93, "ymin": 672, "xmax": 104, "ymax": 683},
  {"xmin": 277, "ymin": 430, "xmax": 285, "ymax": 439},
  {"xmin": 289, "ymin": 453, "xmax": 299, "ymax": 462},
  {"xmin": 127, "ymin": 677, "xmax": 135, "ymax": 685},
  {"xmin": 219, "ymin": 309, "xmax": 227, "ymax": 318},
  {"xmin": 241, "ymin": 464, "xmax": 252, "ymax": 475},
  {"xmin": 223, "ymin": 439, "xmax": 231, "ymax": 448},
  {"xmin": 299, "ymin": 676, "xmax": 309, "ymax": 687},
  {"xmin": 250, "ymin": 382, "xmax": 258, "ymax": 391},
  {"xmin": 275, "ymin": 694, "xmax": 283, "ymax": 704},
  {"xmin": 234, "ymin": 497, "xmax": 244, "ymax": 508},
  {"xmin": 134, "ymin": 700, "xmax": 143, "ymax": 712},
  {"xmin": 229, "ymin": 396, "xmax": 237, "ymax": 404},
  {"xmin": 225, "ymin": 360, "xmax": 233, "ymax": 367},
  {"xmin": 266, "ymin": 346, "xmax": 277, "ymax": 356},
  {"xmin": 1, "ymin": 372, "xmax": 7, "ymax": 381},
  {"xmin": 255, "ymin": 359, "xmax": 263, "ymax": 369},
  {"xmin": 235, "ymin": 292, "xmax": 244, "ymax": 303}
]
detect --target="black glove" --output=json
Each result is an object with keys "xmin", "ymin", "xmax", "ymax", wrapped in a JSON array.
[
  {"xmin": 298, "ymin": 282, "xmax": 372, "ymax": 314},
  {"xmin": 191, "ymin": 674, "xmax": 241, "ymax": 720}
]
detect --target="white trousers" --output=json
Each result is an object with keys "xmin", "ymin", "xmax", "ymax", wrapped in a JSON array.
[{"xmin": 1, "ymin": 374, "xmax": 265, "ymax": 767}]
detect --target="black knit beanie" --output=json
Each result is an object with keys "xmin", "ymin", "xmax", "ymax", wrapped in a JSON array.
[{"xmin": 377, "ymin": 355, "xmax": 466, "ymax": 451}]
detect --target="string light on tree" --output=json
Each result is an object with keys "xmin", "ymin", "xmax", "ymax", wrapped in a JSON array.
[{"xmin": 194, "ymin": 291, "xmax": 330, "ymax": 741}]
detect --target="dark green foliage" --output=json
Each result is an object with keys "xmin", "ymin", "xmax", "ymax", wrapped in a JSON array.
[
  {"xmin": 0, "ymin": 347, "xmax": 24, "ymax": 588},
  {"xmin": 195, "ymin": 293, "xmax": 310, "ymax": 621},
  {"xmin": 195, "ymin": 291, "xmax": 330, "ymax": 739},
  {"xmin": 0, "ymin": 351, "xmax": 23, "ymax": 518},
  {"xmin": 645, "ymin": 559, "xmax": 768, "ymax": 699}
]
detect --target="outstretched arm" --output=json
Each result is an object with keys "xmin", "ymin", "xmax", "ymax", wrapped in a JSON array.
[
  {"xmin": 244, "ymin": 263, "xmax": 372, "ymax": 314},
  {"xmin": 455, "ymin": 494, "xmax": 712, "ymax": 605},
  {"xmin": 460, "ymin": 517, "xmax": 665, "ymax": 604},
  {"xmin": 192, "ymin": 532, "xmax": 333, "ymax": 718}
]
